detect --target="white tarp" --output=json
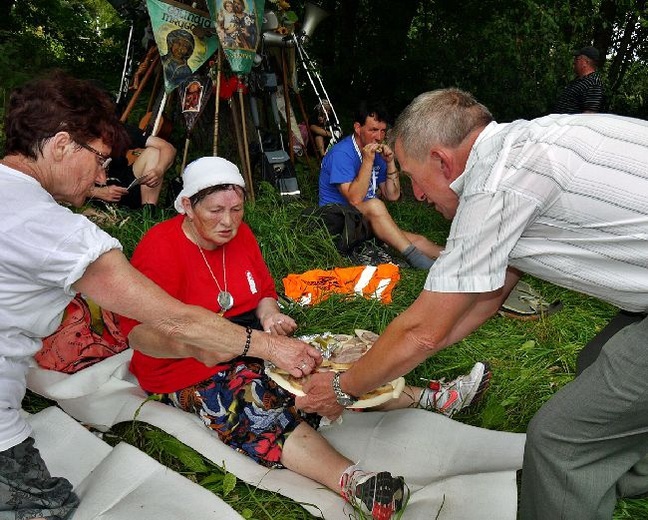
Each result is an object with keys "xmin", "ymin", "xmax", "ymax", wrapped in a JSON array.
[
  {"xmin": 27, "ymin": 350, "xmax": 525, "ymax": 519},
  {"xmin": 26, "ymin": 406, "xmax": 242, "ymax": 519}
]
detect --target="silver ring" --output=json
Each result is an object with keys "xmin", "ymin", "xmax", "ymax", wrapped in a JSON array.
[{"xmin": 300, "ymin": 361, "xmax": 308, "ymax": 370}]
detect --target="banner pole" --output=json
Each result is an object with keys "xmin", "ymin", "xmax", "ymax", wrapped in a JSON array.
[
  {"xmin": 212, "ymin": 50, "xmax": 223, "ymax": 156},
  {"xmin": 180, "ymin": 136, "xmax": 190, "ymax": 173},
  {"xmin": 151, "ymin": 91, "xmax": 167, "ymax": 137},
  {"xmin": 238, "ymin": 83, "xmax": 254, "ymax": 201},
  {"xmin": 120, "ymin": 55, "xmax": 159, "ymax": 123},
  {"xmin": 230, "ymin": 97, "xmax": 253, "ymax": 201},
  {"xmin": 280, "ymin": 48, "xmax": 295, "ymax": 163}
]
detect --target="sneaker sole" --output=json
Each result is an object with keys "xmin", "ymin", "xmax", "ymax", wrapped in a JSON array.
[{"xmin": 355, "ymin": 471, "xmax": 405, "ymax": 520}]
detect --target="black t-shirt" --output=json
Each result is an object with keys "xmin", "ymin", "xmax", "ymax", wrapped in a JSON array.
[{"xmin": 553, "ymin": 72, "xmax": 604, "ymax": 114}]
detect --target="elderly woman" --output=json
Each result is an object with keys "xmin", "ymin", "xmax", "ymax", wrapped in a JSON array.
[
  {"xmin": 122, "ymin": 156, "xmax": 491, "ymax": 520},
  {"xmin": 0, "ymin": 71, "xmax": 320, "ymax": 520}
]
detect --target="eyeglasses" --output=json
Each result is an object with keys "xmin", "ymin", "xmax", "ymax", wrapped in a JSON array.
[{"xmin": 77, "ymin": 142, "xmax": 112, "ymax": 170}]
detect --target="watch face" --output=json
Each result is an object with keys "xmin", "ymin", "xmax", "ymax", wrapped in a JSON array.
[
  {"xmin": 332, "ymin": 373, "xmax": 357, "ymax": 406},
  {"xmin": 336, "ymin": 395, "xmax": 356, "ymax": 407}
]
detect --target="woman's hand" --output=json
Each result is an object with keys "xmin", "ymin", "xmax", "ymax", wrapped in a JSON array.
[
  {"xmin": 257, "ymin": 298, "xmax": 297, "ymax": 336},
  {"xmin": 264, "ymin": 334, "xmax": 323, "ymax": 378},
  {"xmin": 261, "ymin": 312, "xmax": 297, "ymax": 336}
]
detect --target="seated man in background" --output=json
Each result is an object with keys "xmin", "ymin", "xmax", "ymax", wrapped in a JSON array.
[
  {"xmin": 318, "ymin": 102, "xmax": 442, "ymax": 269},
  {"xmin": 91, "ymin": 124, "xmax": 176, "ymax": 214},
  {"xmin": 309, "ymin": 100, "xmax": 335, "ymax": 159}
]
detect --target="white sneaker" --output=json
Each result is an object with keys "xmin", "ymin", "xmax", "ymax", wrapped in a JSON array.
[
  {"xmin": 419, "ymin": 362, "xmax": 491, "ymax": 417},
  {"xmin": 340, "ymin": 469, "xmax": 405, "ymax": 520}
]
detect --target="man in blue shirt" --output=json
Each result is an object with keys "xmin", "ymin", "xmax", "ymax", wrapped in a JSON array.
[{"xmin": 319, "ymin": 103, "xmax": 441, "ymax": 269}]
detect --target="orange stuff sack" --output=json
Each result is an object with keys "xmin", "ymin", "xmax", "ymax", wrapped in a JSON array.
[
  {"xmin": 282, "ymin": 264, "xmax": 400, "ymax": 306},
  {"xmin": 35, "ymin": 294, "xmax": 129, "ymax": 373}
]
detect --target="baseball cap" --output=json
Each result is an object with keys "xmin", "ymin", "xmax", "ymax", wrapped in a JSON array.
[{"xmin": 572, "ymin": 46, "xmax": 599, "ymax": 61}]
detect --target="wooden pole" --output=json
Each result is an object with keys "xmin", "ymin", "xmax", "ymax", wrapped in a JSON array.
[
  {"xmin": 120, "ymin": 55, "xmax": 159, "ymax": 123},
  {"xmin": 146, "ymin": 65, "xmax": 162, "ymax": 115},
  {"xmin": 212, "ymin": 51, "xmax": 223, "ymax": 156},
  {"xmin": 294, "ymin": 89, "xmax": 318, "ymax": 175},
  {"xmin": 238, "ymin": 83, "xmax": 254, "ymax": 200},
  {"xmin": 230, "ymin": 96, "xmax": 255, "ymax": 201},
  {"xmin": 151, "ymin": 91, "xmax": 167, "ymax": 137},
  {"xmin": 180, "ymin": 137, "xmax": 191, "ymax": 174},
  {"xmin": 280, "ymin": 48, "xmax": 295, "ymax": 163}
]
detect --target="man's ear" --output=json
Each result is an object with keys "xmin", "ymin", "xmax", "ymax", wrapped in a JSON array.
[{"xmin": 431, "ymin": 148, "xmax": 455, "ymax": 180}]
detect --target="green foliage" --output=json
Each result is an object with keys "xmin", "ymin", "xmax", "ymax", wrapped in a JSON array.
[{"xmin": 3, "ymin": 0, "xmax": 127, "ymax": 86}]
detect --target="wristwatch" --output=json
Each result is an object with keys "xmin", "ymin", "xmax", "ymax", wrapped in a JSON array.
[{"xmin": 332, "ymin": 372, "xmax": 358, "ymax": 407}]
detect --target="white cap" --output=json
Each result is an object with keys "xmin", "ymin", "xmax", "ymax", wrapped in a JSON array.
[{"xmin": 174, "ymin": 157, "xmax": 246, "ymax": 214}]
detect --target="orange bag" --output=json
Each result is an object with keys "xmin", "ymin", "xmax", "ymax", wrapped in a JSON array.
[
  {"xmin": 35, "ymin": 294, "xmax": 129, "ymax": 373},
  {"xmin": 282, "ymin": 264, "xmax": 400, "ymax": 306}
]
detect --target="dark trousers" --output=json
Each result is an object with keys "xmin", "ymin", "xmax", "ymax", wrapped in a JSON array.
[{"xmin": 521, "ymin": 310, "xmax": 648, "ymax": 519}]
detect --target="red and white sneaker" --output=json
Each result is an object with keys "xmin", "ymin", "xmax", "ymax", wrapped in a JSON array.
[
  {"xmin": 420, "ymin": 361, "xmax": 491, "ymax": 417},
  {"xmin": 340, "ymin": 468, "xmax": 405, "ymax": 520}
]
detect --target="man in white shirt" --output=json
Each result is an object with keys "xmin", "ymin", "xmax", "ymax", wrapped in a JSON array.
[{"xmin": 298, "ymin": 88, "xmax": 648, "ymax": 520}]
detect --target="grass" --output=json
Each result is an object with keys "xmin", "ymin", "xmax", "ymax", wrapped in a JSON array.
[{"xmin": 23, "ymin": 157, "xmax": 648, "ymax": 519}]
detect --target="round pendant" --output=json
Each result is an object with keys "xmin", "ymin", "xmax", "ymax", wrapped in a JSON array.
[{"xmin": 217, "ymin": 291, "xmax": 234, "ymax": 311}]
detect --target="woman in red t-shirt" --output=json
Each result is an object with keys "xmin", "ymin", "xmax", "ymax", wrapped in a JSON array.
[{"xmin": 122, "ymin": 157, "xmax": 490, "ymax": 520}]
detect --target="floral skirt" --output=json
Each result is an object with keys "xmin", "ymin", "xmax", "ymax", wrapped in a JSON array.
[{"xmin": 162, "ymin": 357, "xmax": 314, "ymax": 468}]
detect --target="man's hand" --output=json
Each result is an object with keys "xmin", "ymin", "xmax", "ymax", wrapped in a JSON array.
[
  {"xmin": 361, "ymin": 142, "xmax": 385, "ymax": 161},
  {"xmin": 295, "ymin": 370, "xmax": 344, "ymax": 420},
  {"xmin": 379, "ymin": 143, "xmax": 395, "ymax": 163}
]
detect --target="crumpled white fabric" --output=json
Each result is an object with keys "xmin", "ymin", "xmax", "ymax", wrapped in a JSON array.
[
  {"xmin": 27, "ymin": 350, "xmax": 525, "ymax": 519},
  {"xmin": 25, "ymin": 406, "xmax": 242, "ymax": 519}
]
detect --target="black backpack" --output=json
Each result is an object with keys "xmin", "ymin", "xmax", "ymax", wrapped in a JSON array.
[{"xmin": 302, "ymin": 203, "xmax": 371, "ymax": 253}]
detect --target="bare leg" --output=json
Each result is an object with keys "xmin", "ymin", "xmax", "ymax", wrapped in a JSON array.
[
  {"xmin": 357, "ymin": 199, "xmax": 417, "ymax": 252},
  {"xmin": 357, "ymin": 199, "xmax": 442, "ymax": 257},
  {"xmin": 373, "ymin": 385, "xmax": 422, "ymax": 411},
  {"xmin": 403, "ymin": 231, "xmax": 443, "ymax": 259},
  {"xmin": 140, "ymin": 183, "xmax": 163, "ymax": 205},
  {"xmin": 281, "ymin": 422, "xmax": 352, "ymax": 491},
  {"xmin": 133, "ymin": 147, "xmax": 163, "ymax": 206}
]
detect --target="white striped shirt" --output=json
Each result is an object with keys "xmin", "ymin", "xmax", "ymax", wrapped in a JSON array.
[{"xmin": 425, "ymin": 115, "xmax": 648, "ymax": 312}]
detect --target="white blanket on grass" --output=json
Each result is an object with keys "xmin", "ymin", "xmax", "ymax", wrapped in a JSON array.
[
  {"xmin": 27, "ymin": 350, "xmax": 526, "ymax": 520},
  {"xmin": 26, "ymin": 406, "xmax": 242, "ymax": 519}
]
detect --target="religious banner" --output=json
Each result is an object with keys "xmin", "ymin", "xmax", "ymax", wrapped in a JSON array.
[
  {"xmin": 207, "ymin": 0, "xmax": 265, "ymax": 75},
  {"xmin": 146, "ymin": 0, "xmax": 219, "ymax": 92},
  {"xmin": 179, "ymin": 74, "xmax": 214, "ymax": 132}
]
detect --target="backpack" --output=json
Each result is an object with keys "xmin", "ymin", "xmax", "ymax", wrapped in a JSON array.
[
  {"xmin": 302, "ymin": 203, "xmax": 371, "ymax": 253},
  {"xmin": 35, "ymin": 294, "xmax": 129, "ymax": 373}
]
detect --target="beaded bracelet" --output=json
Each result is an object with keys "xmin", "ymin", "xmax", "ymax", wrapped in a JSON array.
[{"xmin": 242, "ymin": 326, "xmax": 252, "ymax": 357}]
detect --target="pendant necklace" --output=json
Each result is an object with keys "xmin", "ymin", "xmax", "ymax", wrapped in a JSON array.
[{"xmin": 188, "ymin": 223, "xmax": 233, "ymax": 314}]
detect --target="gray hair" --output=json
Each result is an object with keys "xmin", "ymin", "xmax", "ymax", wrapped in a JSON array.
[{"xmin": 390, "ymin": 88, "xmax": 493, "ymax": 161}]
